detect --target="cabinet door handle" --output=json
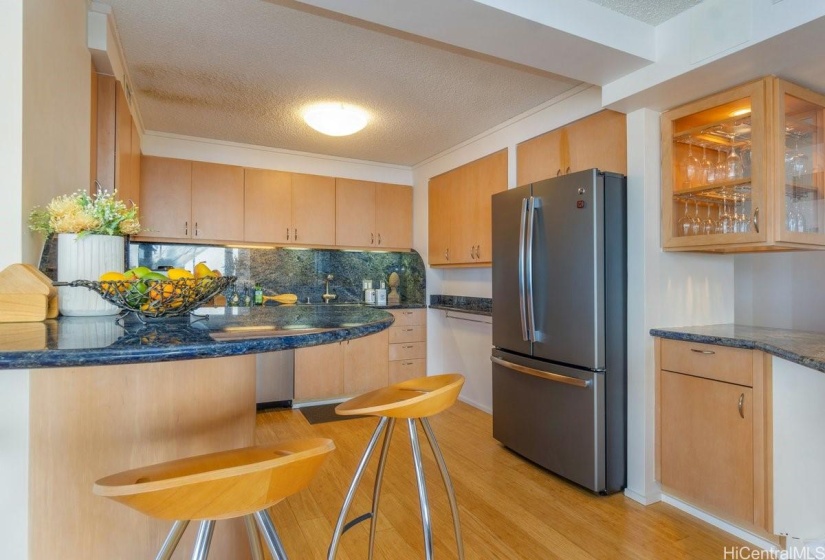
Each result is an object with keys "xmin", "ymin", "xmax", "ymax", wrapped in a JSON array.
[
  {"xmin": 565, "ymin": 166, "xmax": 571, "ymax": 174},
  {"xmin": 753, "ymin": 207, "xmax": 760, "ymax": 234},
  {"xmin": 378, "ymin": 233, "xmax": 381, "ymax": 245},
  {"xmin": 477, "ymin": 244, "xmax": 481, "ymax": 259},
  {"xmin": 294, "ymin": 228, "xmax": 298, "ymax": 241},
  {"xmin": 556, "ymin": 169, "xmax": 561, "ymax": 177},
  {"xmin": 194, "ymin": 222, "xmax": 199, "ymax": 237},
  {"xmin": 185, "ymin": 221, "xmax": 188, "ymax": 236},
  {"xmin": 286, "ymin": 228, "xmax": 290, "ymax": 240},
  {"xmin": 445, "ymin": 248, "xmax": 450, "ymax": 261},
  {"xmin": 738, "ymin": 393, "xmax": 745, "ymax": 418},
  {"xmin": 690, "ymin": 348, "xmax": 715, "ymax": 355},
  {"xmin": 371, "ymin": 233, "xmax": 374, "ymax": 245}
]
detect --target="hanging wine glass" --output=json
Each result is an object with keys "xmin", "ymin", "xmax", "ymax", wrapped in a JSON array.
[
  {"xmin": 791, "ymin": 136, "xmax": 810, "ymax": 186},
  {"xmin": 700, "ymin": 144, "xmax": 714, "ymax": 184},
  {"xmin": 726, "ymin": 131, "xmax": 744, "ymax": 180},
  {"xmin": 702, "ymin": 201, "xmax": 715, "ymax": 235},
  {"xmin": 719, "ymin": 192, "xmax": 734, "ymax": 234},
  {"xmin": 677, "ymin": 199, "xmax": 693, "ymax": 236},
  {"xmin": 682, "ymin": 143, "xmax": 699, "ymax": 187},
  {"xmin": 691, "ymin": 199, "xmax": 702, "ymax": 235},
  {"xmin": 715, "ymin": 149, "xmax": 727, "ymax": 184}
]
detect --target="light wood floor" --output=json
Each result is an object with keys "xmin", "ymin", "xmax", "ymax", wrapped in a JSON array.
[{"xmin": 255, "ymin": 401, "xmax": 749, "ymax": 559}]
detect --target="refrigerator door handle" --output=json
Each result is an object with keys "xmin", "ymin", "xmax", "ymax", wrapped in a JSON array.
[
  {"xmin": 526, "ymin": 196, "xmax": 537, "ymax": 342},
  {"xmin": 518, "ymin": 197, "xmax": 530, "ymax": 342},
  {"xmin": 491, "ymin": 356, "xmax": 590, "ymax": 388}
]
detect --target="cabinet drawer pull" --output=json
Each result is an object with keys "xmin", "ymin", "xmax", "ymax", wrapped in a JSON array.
[
  {"xmin": 403, "ymin": 361, "xmax": 414, "ymax": 366},
  {"xmin": 402, "ymin": 311, "xmax": 413, "ymax": 315},
  {"xmin": 690, "ymin": 348, "xmax": 715, "ymax": 355},
  {"xmin": 403, "ymin": 328, "xmax": 414, "ymax": 332},
  {"xmin": 402, "ymin": 345, "xmax": 414, "ymax": 349},
  {"xmin": 738, "ymin": 393, "xmax": 745, "ymax": 418}
]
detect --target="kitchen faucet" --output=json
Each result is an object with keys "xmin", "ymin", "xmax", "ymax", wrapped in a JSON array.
[{"xmin": 322, "ymin": 274, "xmax": 337, "ymax": 303}]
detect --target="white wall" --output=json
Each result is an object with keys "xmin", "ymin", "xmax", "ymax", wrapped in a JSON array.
[
  {"xmin": 734, "ymin": 252, "xmax": 825, "ymax": 333},
  {"xmin": 0, "ymin": 1, "xmax": 27, "ymax": 558},
  {"xmin": 624, "ymin": 109, "xmax": 736, "ymax": 505}
]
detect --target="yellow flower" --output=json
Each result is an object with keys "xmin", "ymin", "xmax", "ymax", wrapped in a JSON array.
[{"xmin": 119, "ymin": 218, "xmax": 141, "ymax": 235}]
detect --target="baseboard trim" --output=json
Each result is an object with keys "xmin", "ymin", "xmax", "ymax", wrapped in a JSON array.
[
  {"xmin": 624, "ymin": 487, "xmax": 661, "ymax": 505},
  {"xmin": 661, "ymin": 494, "xmax": 779, "ymax": 551},
  {"xmin": 458, "ymin": 395, "xmax": 491, "ymax": 414}
]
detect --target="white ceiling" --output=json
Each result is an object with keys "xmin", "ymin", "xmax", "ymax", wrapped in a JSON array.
[{"xmin": 100, "ymin": 0, "xmax": 700, "ymax": 166}]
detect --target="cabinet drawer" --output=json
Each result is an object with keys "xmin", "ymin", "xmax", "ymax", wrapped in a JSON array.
[
  {"xmin": 389, "ymin": 341, "xmax": 426, "ymax": 361},
  {"xmin": 388, "ymin": 309, "xmax": 425, "ymax": 326},
  {"xmin": 389, "ymin": 325, "xmax": 426, "ymax": 344},
  {"xmin": 389, "ymin": 358, "xmax": 426, "ymax": 384},
  {"xmin": 661, "ymin": 339, "xmax": 753, "ymax": 387}
]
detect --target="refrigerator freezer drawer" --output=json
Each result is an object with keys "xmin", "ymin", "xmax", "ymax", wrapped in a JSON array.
[{"xmin": 492, "ymin": 351, "xmax": 606, "ymax": 493}]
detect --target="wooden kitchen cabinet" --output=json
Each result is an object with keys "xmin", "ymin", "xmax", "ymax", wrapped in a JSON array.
[
  {"xmin": 336, "ymin": 179, "xmax": 412, "ymax": 249},
  {"xmin": 294, "ymin": 329, "xmax": 390, "ymax": 402},
  {"xmin": 139, "ymin": 156, "xmax": 192, "ymax": 240},
  {"xmin": 428, "ymin": 149, "xmax": 508, "ymax": 266},
  {"xmin": 191, "ymin": 162, "xmax": 244, "ymax": 242},
  {"xmin": 387, "ymin": 309, "xmax": 427, "ymax": 384},
  {"xmin": 139, "ymin": 158, "xmax": 244, "ymax": 242},
  {"xmin": 516, "ymin": 110, "xmax": 627, "ymax": 186},
  {"xmin": 95, "ymin": 76, "xmax": 141, "ymax": 205},
  {"xmin": 656, "ymin": 338, "xmax": 772, "ymax": 533},
  {"xmin": 244, "ymin": 169, "xmax": 335, "ymax": 246},
  {"xmin": 662, "ymin": 76, "xmax": 825, "ymax": 252}
]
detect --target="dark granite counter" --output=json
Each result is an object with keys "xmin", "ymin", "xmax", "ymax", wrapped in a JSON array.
[
  {"xmin": 0, "ymin": 305, "xmax": 394, "ymax": 370},
  {"xmin": 650, "ymin": 324, "xmax": 825, "ymax": 373},
  {"xmin": 429, "ymin": 295, "xmax": 492, "ymax": 317}
]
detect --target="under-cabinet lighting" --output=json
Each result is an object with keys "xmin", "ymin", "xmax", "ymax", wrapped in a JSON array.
[{"xmin": 730, "ymin": 109, "xmax": 751, "ymax": 117}]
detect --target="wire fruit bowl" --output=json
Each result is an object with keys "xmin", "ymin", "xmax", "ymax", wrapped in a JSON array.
[{"xmin": 57, "ymin": 276, "xmax": 236, "ymax": 320}]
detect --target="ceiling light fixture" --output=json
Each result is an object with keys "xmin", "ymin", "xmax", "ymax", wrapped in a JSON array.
[{"xmin": 303, "ymin": 103, "xmax": 369, "ymax": 136}]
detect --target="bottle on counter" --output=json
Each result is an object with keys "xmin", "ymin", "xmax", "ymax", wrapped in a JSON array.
[
  {"xmin": 376, "ymin": 281, "xmax": 387, "ymax": 306},
  {"xmin": 243, "ymin": 285, "xmax": 252, "ymax": 307},
  {"xmin": 228, "ymin": 287, "xmax": 240, "ymax": 307},
  {"xmin": 363, "ymin": 279, "xmax": 376, "ymax": 304},
  {"xmin": 254, "ymin": 283, "xmax": 263, "ymax": 305}
]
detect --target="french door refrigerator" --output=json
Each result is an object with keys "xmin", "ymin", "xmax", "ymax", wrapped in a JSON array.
[{"xmin": 491, "ymin": 168, "xmax": 626, "ymax": 494}]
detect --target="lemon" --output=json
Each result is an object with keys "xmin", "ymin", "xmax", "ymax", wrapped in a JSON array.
[
  {"xmin": 167, "ymin": 268, "xmax": 194, "ymax": 280},
  {"xmin": 194, "ymin": 262, "xmax": 213, "ymax": 279}
]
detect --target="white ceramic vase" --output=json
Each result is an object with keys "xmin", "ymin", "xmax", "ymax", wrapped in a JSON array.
[{"xmin": 57, "ymin": 233, "xmax": 124, "ymax": 316}]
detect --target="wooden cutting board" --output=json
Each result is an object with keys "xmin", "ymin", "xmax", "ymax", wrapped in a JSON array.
[{"xmin": 0, "ymin": 263, "xmax": 58, "ymax": 322}]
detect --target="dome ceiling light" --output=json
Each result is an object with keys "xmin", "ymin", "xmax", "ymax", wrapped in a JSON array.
[{"xmin": 303, "ymin": 102, "xmax": 369, "ymax": 136}]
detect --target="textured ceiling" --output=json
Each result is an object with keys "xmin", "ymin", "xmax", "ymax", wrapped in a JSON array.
[
  {"xmin": 101, "ymin": 0, "xmax": 580, "ymax": 166},
  {"xmin": 588, "ymin": 0, "xmax": 702, "ymax": 25}
]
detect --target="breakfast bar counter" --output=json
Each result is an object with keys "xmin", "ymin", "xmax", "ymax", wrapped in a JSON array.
[{"xmin": 10, "ymin": 306, "xmax": 394, "ymax": 560}]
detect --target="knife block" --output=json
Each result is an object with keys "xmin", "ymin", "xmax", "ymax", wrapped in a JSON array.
[{"xmin": 0, "ymin": 264, "xmax": 59, "ymax": 322}]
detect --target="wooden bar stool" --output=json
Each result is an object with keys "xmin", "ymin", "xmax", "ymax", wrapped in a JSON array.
[
  {"xmin": 94, "ymin": 438, "xmax": 335, "ymax": 560},
  {"xmin": 327, "ymin": 373, "xmax": 465, "ymax": 560}
]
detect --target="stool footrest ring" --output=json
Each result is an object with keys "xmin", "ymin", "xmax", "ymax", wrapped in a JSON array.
[{"xmin": 342, "ymin": 512, "xmax": 373, "ymax": 534}]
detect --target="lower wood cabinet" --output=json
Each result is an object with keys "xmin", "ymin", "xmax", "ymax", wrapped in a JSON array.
[
  {"xmin": 655, "ymin": 338, "xmax": 772, "ymax": 534},
  {"xmin": 294, "ymin": 330, "xmax": 388, "ymax": 402},
  {"xmin": 293, "ymin": 309, "xmax": 427, "ymax": 402},
  {"xmin": 387, "ymin": 309, "xmax": 427, "ymax": 384}
]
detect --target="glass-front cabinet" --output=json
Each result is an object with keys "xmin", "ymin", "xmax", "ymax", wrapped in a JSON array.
[{"xmin": 661, "ymin": 77, "xmax": 825, "ymax": 251}]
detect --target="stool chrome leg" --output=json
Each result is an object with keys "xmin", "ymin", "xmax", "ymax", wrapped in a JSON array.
[
  {"xmin": 368, "ymin": 417, "xmax": 396, "ymax": 560},
  {"xmin": 190, "ymin": 520, "xmax": 215, "ymax": 560},
  {"xmin": 408, "ymin": 418, "xmax": 434, "ymax": 560},
  {"xmin": 244, "ymin": 514, "xmax": 265, "ymax": 560},
  {"xmin": 328, "ymin": 416, "xmax": 389, "ymax": 560},
  {"xmin": 421, "ymin": 417, "xmax": 465, "ymax": 560},
  {"xmin": 253, "ymin": 509, "xmax": 289, "ymax": 560},
  {"xmin": 155, "ymin": 520, "xmax": 189, "ymax": 560}
]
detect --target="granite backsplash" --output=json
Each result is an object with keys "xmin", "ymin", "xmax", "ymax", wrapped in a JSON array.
[{"xmin": 127, "ymin": 242, "xmax": 426, "ymax": 305}]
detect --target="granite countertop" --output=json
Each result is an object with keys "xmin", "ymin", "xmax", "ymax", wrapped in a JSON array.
[
  {"xmin": 428, "ymin": 295, "xmax": 492, "ymax": 317},
  {"xmin": 0, "ymin": 306, "xmax": 394, "ymax": 370},
  {"xmin": 650, "ymin": 324, "xmax": 825, "ymax": 373}
]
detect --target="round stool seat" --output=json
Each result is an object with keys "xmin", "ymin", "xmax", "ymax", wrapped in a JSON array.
[
  {"xmin": 335, "ymin": 373, "xmax": 464, "ymax": 419},
  {"xmin": 94, "ymin": 438, "xmax": 334, "ymax": 521}
]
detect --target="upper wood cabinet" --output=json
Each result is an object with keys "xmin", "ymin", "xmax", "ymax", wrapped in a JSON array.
[
  {"xmin": 517, "ymin": 110, "xmax": 627, "ymax": 186},
  {"xmin": 244, "ymin": 170, "xmax": 335, "ymax": 246},
  {"xmin": 336, "ymin": 179, "xmax": 412, "ymax": 249},
  {"xmin": 428, "ymin": 149, "xmax": 508, "ymax": 266},
  {"xmin": 662, "ymin": 76, "xmax": 825, "ymax": 252},
  {"xmin": 95, "ymin": 76, "xmax": 141, "ymax": 206},
  {"xmin": 139, "ymin": 157, "xmax": 244, "ymax": 242}
]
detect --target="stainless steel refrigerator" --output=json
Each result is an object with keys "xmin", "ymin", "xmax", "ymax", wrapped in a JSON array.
[{"xmin": 491, "ymin": 168, "xmax": 626, "ymax": 494}]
